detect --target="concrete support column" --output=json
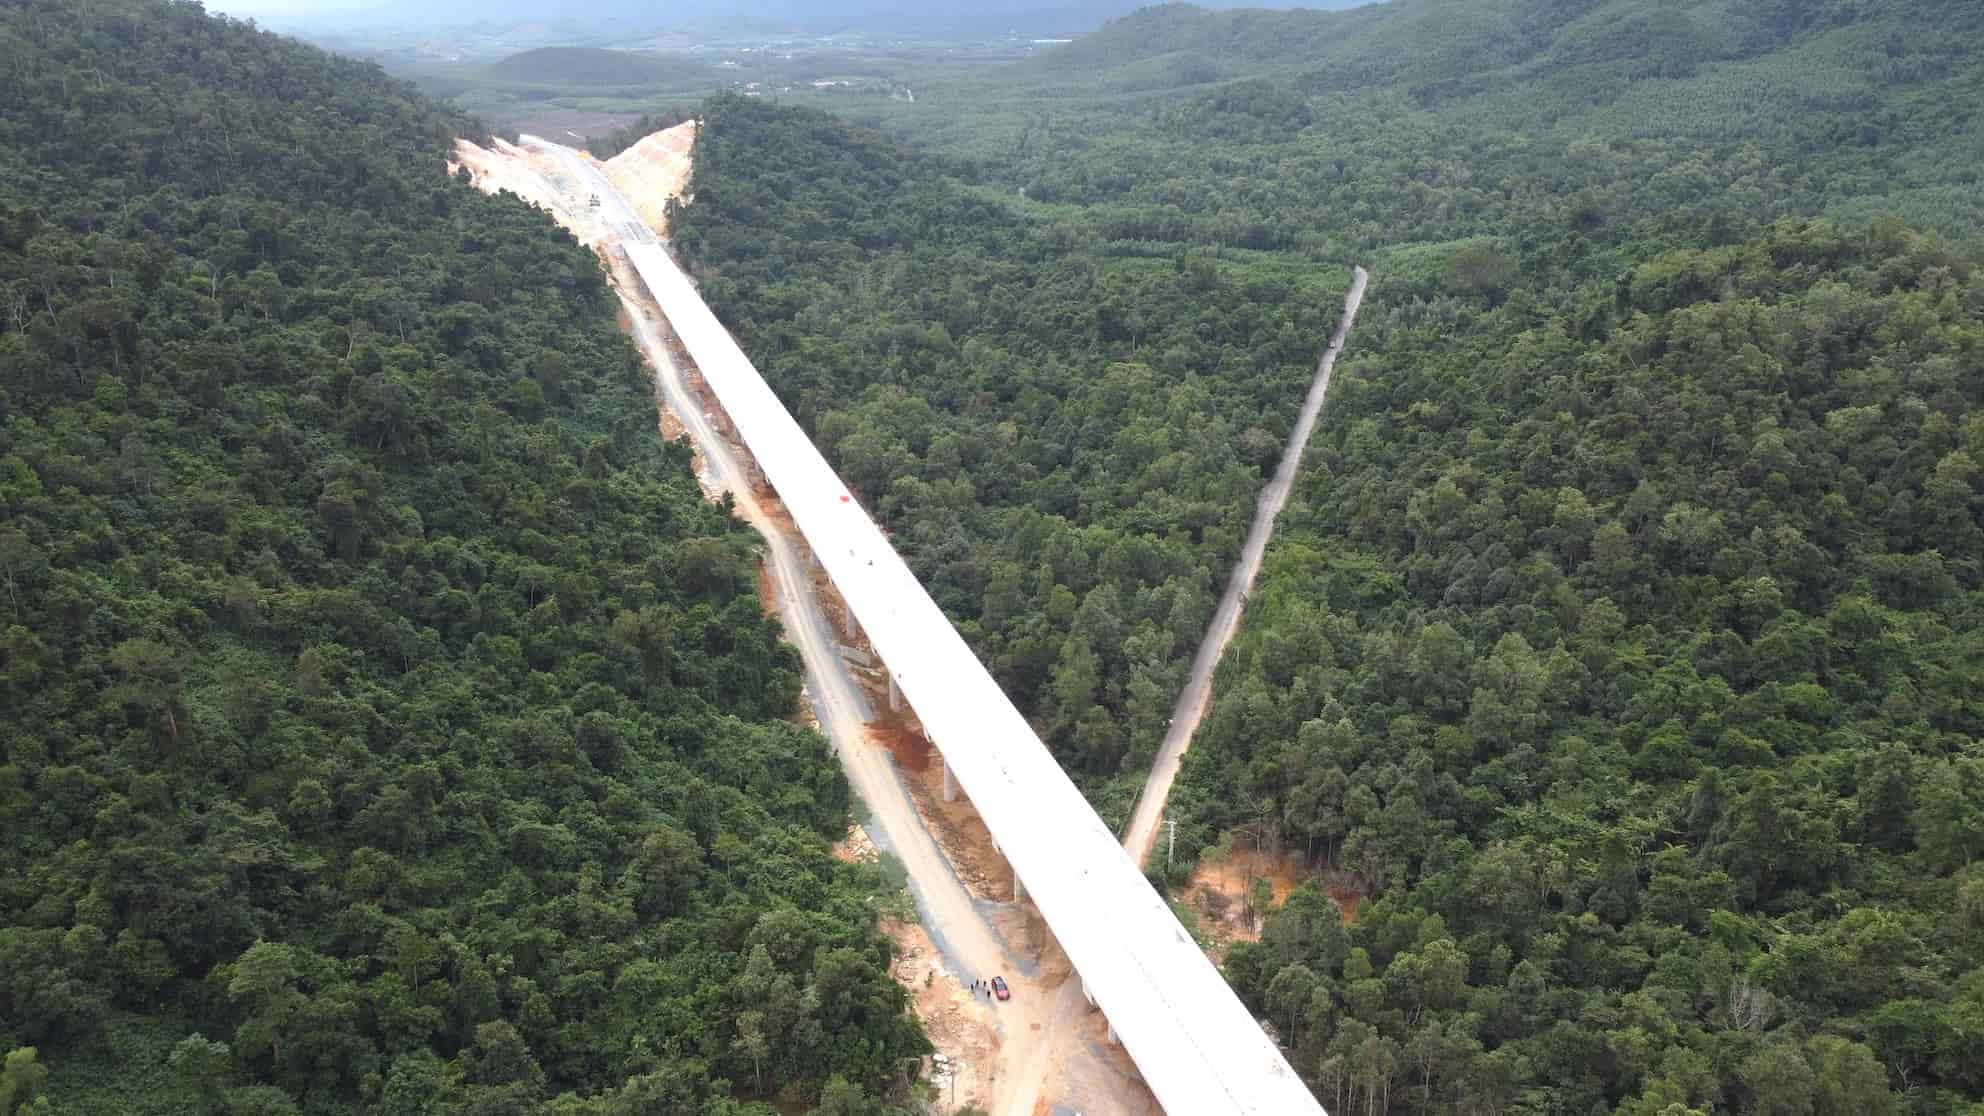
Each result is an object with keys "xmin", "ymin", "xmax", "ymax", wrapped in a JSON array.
[
  {"xmin": 942, "ymin": 762, "xmax": 959, "ymax": 803},
  {"xmin": 1106, "ymin": 1019, "xmax": 1119, "ymax": 1045},
  {"xmin": 841, "ymin": 606, "xmax": 858, "ymax": 641},
  {"xmin": 887, "ymin": 673, "xmax": 902, "ymax": 712},
  {"xmin": 1082, "ymin": 979, "xmax": 1096, "ymax": 1008},
  {"xmin": 1013, "ymin": 873, "xmax": 1026, "ymax": 904}
]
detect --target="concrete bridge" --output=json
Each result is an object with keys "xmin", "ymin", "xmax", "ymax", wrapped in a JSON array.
[{"xmin": 624, "ymin": 241, "xmax": 1326, "ymax": 1116}]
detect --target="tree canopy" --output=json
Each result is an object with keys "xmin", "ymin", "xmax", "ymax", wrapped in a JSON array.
[
  {"xmin": 0, "ymin": 2, "xmax": 924, "ymax": 1113},
  {"xmin": 1182, "ymin": 216, "xmax": 1984, "ymax": 1116}
]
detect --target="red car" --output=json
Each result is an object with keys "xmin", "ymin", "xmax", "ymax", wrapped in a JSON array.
[{"xmin": 991, "ymin": 976, "xmax": 1010, "ymax": 1002}]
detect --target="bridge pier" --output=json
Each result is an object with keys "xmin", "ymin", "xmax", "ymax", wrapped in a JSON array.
[
  {"xmin": 1080, "ymin": 980, "xmax": 1116, "ymax": 1042},
  {"xmin": 887, "ymin": 673, "xmax": 902, "ymax": 712},
  {"xmin": 941, "ymin": 762, "xmax": 959, "ymax": 803},
  {"xmin": 1013, "ymin": 873, "xmax": 1026, "ymax": 904}
]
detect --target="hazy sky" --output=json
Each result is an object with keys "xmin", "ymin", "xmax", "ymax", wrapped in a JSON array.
[
  {"xmin": 206, "ymin": 0, "xmax": 316, "ymax": 14},
  {"xmin": 204, "ymin": 0, "xmax": 1085, "ymax": 17},
  {"xmin": 206, "ymin": 0, "xmax": 382, "ymax": 21},
  {"xmin": 206, "ymin": 0, "xmax": 1368, "ymax": 29}
]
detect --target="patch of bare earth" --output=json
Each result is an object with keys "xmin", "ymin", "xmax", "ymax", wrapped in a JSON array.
[
  {"xmin": 885, "ymin": 917, "xmax": 999, "ymax": 1114},
  {"xmin": 452, "ymin": 137, "xmax": 600, "ymax": 244},
  {"xmin": 831, "ymin": 823, "xmax": 879, "ymax": 865},
  {"xmin": 902, "ymin": 753, "xmax": 1015, "ymax": 904},
  {"xmin": 846, "ymin": 696, "xmax": 1016, "ymax": 906},
  {"xmin": 1064, "ymin": 1012, "xmax": 1164, "ymax": 1116},
  {"xmin": 602, "ymin": 119, "xmax": 697, "ymax": 236},
  {"xmin": 793, "ymin": 570, "xmax": 1018, "ymax": 909},
  {"xmin": 657, "ymin": 401, "xmax": 688, "ymax": 443},
  {"xmin": 1179, "ymin": 848, "xmax": 1366, "ymax": 962}
]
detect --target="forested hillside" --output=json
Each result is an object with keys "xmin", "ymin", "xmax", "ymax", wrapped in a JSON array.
[
  {"xmin": 671, "ymin": 0, "xmax": 1984, "ymax": 1113},
  {"xmin": 1184, "ymin": 218, "xmax": 1984, "ymax": 1116},
  {"xmin": 0, "ymin": 3, "xmax": 923, "ymax": 1114},
  {"xmin": 870, "ymin": 0, "xmax": 1984, "ymax": 247}
]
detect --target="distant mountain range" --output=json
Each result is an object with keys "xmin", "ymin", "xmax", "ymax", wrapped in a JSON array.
[{"xmin": 225, "ymin": 0, "xmax": 1379, "ymax": 39}]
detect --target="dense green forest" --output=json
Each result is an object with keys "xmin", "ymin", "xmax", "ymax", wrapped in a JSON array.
[
  {"xmin": 671, "ymin": 0, "xmax": 1984, "ymax": 1113},
  {"xmin": 1186, "ymin": 218, "xmax": 1984, "ymax": 1116},
  {"xmin": 857, "ymin": 0, "xmax": 1984, "ymax": 244},
  {"xmin": 0, "ymin": 3, "xmax": 923, "ymax": 1114}
]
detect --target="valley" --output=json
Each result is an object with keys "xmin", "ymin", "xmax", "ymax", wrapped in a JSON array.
[{"xmin": 7, "ymin": 2, "xmax": 1984, "ymax": 1115}]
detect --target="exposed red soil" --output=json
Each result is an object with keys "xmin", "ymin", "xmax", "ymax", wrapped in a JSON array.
[
  {"xmin": 872, "ymin": 720, "xmax": 933, "ymax": 773},
  {"xmin": 1179, "ymin": 848, "xmax": 1367, "ymax": 964}
]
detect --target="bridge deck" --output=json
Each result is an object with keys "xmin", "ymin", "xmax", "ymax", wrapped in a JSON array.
[{"xmin": 625, "ymin": 242, "xmax": 1324, "ymax": 1116}]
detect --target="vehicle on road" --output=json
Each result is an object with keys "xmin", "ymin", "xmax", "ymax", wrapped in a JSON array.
[{"xmin": 992, "ymin": 976, "xmax": 1010, "ymax": 1001}]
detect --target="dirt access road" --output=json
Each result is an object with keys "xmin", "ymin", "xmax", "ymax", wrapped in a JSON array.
[
  {"xmin": 528, "ymin": 136, "xmax": 655, "ymax": 247},
  {"xmin": 998, "ymin": 267, "xmax": 1370, "ymax": 1116},
  {"xmin": 1120, "ymin": 266, "xmax": 1370, "ymax": 869},
  {"xmin": 456, "ymin": 133, "xmax": 1091, "ymax": 1114}
]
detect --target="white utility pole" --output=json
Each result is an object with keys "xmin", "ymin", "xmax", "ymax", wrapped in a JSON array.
[{"xmin": 1166, "ymin": 818, "xmax": 1178, "ymax": 867}]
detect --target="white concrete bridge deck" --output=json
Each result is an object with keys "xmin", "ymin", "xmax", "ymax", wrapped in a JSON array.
[{"xmin": 625, "ymin": 242, "xmax": 1323, "ymax": 1116}]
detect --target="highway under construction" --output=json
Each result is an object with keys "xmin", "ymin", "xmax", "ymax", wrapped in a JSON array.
[
  {"xmin": 454, "ymin": 130, "xmax": 1330, "ymax": 1115},
  {"xmin": 622, "ymin": 240, "xmax": 1326, "ymax": 1116}
]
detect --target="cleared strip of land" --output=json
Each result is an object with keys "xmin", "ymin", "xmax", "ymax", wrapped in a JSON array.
[
  {"xmin": 1122, "ymin": 266, "xmax": 1371, "ymax": 868},
  {"xmin": 1006, "ymin": 268, "xmax": 1367, "ymax": 1116}
]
